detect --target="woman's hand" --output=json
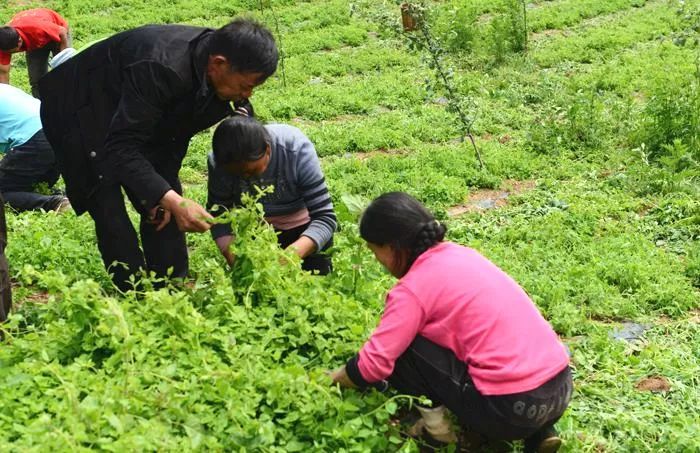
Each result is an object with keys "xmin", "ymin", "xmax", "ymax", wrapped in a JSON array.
[
  {"xmin": 286, "ymin": 235, "xmax": 317, "ymax": 259},
  {"xmin": 327, "ymin": 366, "xmax": 357, "ymax": 388},
  {"xmin": 215, "ymin": 235, "xmax": 236, "ymax": 267}
]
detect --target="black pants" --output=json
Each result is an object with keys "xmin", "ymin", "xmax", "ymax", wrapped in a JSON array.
[
  {"xmin": 388, "ymin": 336, "xmax": 573, "ymax": 441},
  {"xmin": 275, "ymin": 223, "xmax": 332, "ymax": 275},
  {"xmin": 26, "ymin": 31, "xmax": 72, "ymax": 99},
  {"xmin": 85, "ymin": 179, "xmax": 187, "ymax": 292},
  {"xmin": 0, "ymin": 130, "xmax": 64, "ymax": 212},
  {"xmin": 0, "ymin": 197, "xmax": 11, "ymax": 323}
]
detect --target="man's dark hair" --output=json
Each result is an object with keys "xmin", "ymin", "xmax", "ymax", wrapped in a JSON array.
[
  {"xmin": 209, "ymin": 19, "xmax": 278, "ymax": 79},
  {"xmin": 360, "ymin": 192, "xmax": 447, "ymax": 277},
  {"xmin": 0, "ymin": 27, "xmax": 20, "ymax": 51},
  {"xmin": 213, "ymin": 115, "xmax": 270, "ymax": 165}
]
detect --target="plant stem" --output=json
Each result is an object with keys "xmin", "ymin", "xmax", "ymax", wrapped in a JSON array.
[
  {"xmin": 259, "ymin": 0, "xmax": 287, "ymax": 87},
  {"xmin": 521, "ymin": 0, "xmax": 528, "ymax": 51},
  {"xmin": 419, "ymin": 25, "xmax": 485, "ymax": 169}
]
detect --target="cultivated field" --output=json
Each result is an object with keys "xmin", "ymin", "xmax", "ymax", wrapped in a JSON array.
[{"xmin": 1, "ymin": 0, "xmax": 698, "ymax": 451}]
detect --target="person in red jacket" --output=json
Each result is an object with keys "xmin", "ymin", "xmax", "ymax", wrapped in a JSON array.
[
  {"xmin": 330, "ymin": 192, "xmax": 572, "ymax": 453},
  {"xmin": 0, "ymin": 8, "xmax": 71, "ymax": 98}
]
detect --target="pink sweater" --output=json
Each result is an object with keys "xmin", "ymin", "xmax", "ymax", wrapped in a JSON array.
[{"xmin": 357, "ymin": 242, "xmax": 570, "ymax": 395}]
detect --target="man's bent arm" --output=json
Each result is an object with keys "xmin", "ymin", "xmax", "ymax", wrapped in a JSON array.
[
  {"xmin": 0, "ymin": 65, "xmax": 10, "ymax": 84},
  {"xmin": 104, "ymin": 62, "xmax": 186, "ymax": 210},
  {"xmin": 58, "ymin": 27, "xmax": 69, "ymax": 51}
]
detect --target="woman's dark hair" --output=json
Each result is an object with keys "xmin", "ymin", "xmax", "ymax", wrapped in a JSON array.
[
  {"xmin": 209, "ymin": 19, "xmax": 278, "ymax": 80},
  {"xmin": 212, "ymin": 115, "xmax": 270, "ymax": 165},
  {"xmin": 360, "ymin": 192, "xmax": 447, "ymax": 276},
  {"xmin": 0, "ymin": 27, "xmax": 20, "ymax": 51}
]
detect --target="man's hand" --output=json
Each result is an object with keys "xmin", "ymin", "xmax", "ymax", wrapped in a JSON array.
[
  {"xmin": 160, "ymin": 190, "xmax": 213, "ymax": 233},
  {"xmin": 215, "ymin": 235, "xmax": 236, "ymax": 267},
  {"xmin": 147, "ymin": 205, "xmax": 171, "ymax": 231}
]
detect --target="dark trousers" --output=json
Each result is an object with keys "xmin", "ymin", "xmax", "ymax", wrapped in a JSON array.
[
  {"xmin": 85, "ymin": 180, "xmax": 187, "ymax": 292},
  {"xmin": 0, "ymin": 197, "xmax": 11, "ymax": 323},
  {"xmin": 0, "ymin": 130, "xmax": 64, "ymax": 212},
  {"xmin": 26, "ymin": 31, "xmax": 72, "ymax": 99},
  {"xmin": 388, "ymin": 336, "xmax": 573, "ymax": 442},
  {"xmin": 275, "ymin": 223, "xmax": 332, "ymax": 275}
]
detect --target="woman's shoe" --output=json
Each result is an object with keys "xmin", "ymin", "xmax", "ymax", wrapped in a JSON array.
[{"xmin": 524, "ymin": 425, "xmax": 561, "ymax": 453}]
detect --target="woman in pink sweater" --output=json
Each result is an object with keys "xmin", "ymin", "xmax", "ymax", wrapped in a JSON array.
[{"xmin": 330, "ymin": 192, "xmax": 572, "ymax": 453}]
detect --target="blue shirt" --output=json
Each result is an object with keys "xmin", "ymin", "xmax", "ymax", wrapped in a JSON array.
[{"xmin": 0, "ymin": 84, "xmax": 43, "ymax": 153}]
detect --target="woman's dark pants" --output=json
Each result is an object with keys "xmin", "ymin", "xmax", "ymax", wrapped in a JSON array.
[{"xmin": 388, "ymin": 336, "xmax": 573, "ymax": 442}]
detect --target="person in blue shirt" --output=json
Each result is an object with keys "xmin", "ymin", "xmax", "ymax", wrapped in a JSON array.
[{"xmin": 0, "ymin": 84, "xmax": 68, "ymax": 212}]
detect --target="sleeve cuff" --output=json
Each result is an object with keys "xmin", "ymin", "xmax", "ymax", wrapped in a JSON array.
[
  {"xmin": 345, "ymin": 354, "xmax": 371, "ymax": 389},
  {"xmin": 346, "ymin": 355, "xmax": 390, "ymax": 392},
  {"xmin": 210, "ymin": 222, "xmax": 233, "ymax": 240},
  {"xmin": 302, "ymin": 223, "xmax": 332, "ymax": 251},
  {"xmin": 132, "ymin": 176, "xmax": 171, "ymax": 212}
]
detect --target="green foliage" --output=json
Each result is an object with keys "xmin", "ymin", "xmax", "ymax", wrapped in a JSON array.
[
  {"xmin": 631, "ymin": 68, "xmax": 700, "ymax": 164},
  {"xmin": 686, "ymin": 241, "xmax": 700, "ymax": 288},
  {"xmin": 1, "ymin": 0, "xmax": 699, "ymax": 450},
  {"xmin": 489, "ymin": 0, "xmax": 528, "ymax": 63},
  {"xmin": 532, "ymin": 1, "xmax": 680, "ymax": 67},
  {"xmin": 527, "ymin": 89, "xmax": 610, "ymax": 156},
  {"xmin": 1, "ymin": 197, "xmax": 400, "ymax": 450},
  {"xmin": 527, "ymin": 0, "xmax": 648, "ymax": 33},
  {"xmin": 439, "ymin": 2, "xmax": 479, "ymax": 52}
]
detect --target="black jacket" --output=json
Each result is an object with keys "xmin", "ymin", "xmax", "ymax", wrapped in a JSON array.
[{"xmin": 40, "ymin": 25, "xmax": 240, "ymax": 214}]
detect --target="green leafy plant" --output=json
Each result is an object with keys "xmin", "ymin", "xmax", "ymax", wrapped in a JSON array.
[
  {"xmin": 2, "ymin": 0, "xmax": 700, "ymax": 450},
  {"xmin": 398, "ymin": 2, "xmax": 486, "ymax": 169},
  {"xmin": 489, "ymin": 0, "xmax": 528, "ymax": 63}
]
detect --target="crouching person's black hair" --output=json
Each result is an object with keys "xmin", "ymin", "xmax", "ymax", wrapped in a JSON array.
[
  {"xmin": 360, "ymin": 192, "xmax": 447, "ymax": 277},
  {"xmin": 0, "ymin": 27, "xmax": 20, "ymax": 51},
  {"xmin": 209, "ymin": 19, "xmax": 278, "ymax": 80},
  {"xmin": 212, "ymin": 115, "xmax": 270, "ymax": 165}
]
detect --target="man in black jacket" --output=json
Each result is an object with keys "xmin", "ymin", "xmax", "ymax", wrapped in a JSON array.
[{"xmin": 39, "ymin": 20, "xmax": 278, "ymax": 291}]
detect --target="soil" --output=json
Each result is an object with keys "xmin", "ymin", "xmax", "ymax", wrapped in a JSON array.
[
  {"xmin": 498, "ymin": 134, "xmax": 512, "ymax": 144},
  {"xmin": 689, "ymin": 309, "xmax": 700, "ymax": 324},
  {"xmin": 9, "ymin": 280, "xmax": 52, "ymax": 308},
  {"xmin": 23, "ymin": 291, "xmax": 51, "ymax": 304},
  {"xmin": 448, "ymin": 179, "xmax": 536, "ymax": 217},
  {"xmin": 576, "ymin": 433, "xmax": 608, "ymax": 452},
  {"xmin": 635, "ymin": 376, "xmax": 671, "ymax": 393}
]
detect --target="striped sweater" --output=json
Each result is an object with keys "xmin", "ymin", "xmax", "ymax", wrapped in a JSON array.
[{"xmin": 207, "ymin": 124, "xmax": 336, "ymax": 249}]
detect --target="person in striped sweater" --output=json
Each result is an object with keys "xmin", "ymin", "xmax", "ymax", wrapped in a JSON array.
[{"xmin": 207, "ymin": 115, "xmax": 337, "ymax": 275}]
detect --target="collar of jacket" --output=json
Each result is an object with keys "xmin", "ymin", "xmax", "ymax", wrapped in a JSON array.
[{"xmin": 191, "ymin": 32, "xmax": 223, "ymax": 116}]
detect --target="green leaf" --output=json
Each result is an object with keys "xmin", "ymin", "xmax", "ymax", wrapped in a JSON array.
[
  {"xmin": 341, "ymin": 193, "xmax": 370, "ymax": 217},
  {"xmin": 106, "ymin": 414, "xmax": 123, "ymax": 434}
]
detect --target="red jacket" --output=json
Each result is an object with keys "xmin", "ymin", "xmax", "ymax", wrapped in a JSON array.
[{"xmin": 0, "ymin": 9, "xmax": 68, "ymax": 65}]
